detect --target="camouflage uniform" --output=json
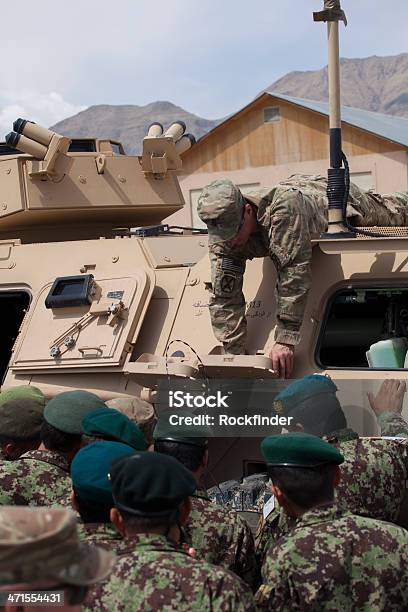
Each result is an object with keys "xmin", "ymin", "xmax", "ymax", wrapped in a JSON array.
[
  {"xmin": 0, "ymin": 449, "xmax": 71, "ymax": 506},
  {"xmin": 255, "ymin": 427, "xmax": 408, "ymax": 563},
  {"xmin": 203, "ymin": 174, "xmax": 408, "ymax": 350},
  {"xmin": 187, "ymin": 492, "xmax": 260, "ymax": 590},
  {"xmin": 77, "ymin": 522, "xmax": 129, "ymax": 555},
  {"xmin": 255, "ymin": 504, "xmax": 408, "ymax": 611},
  {"xmin": 378, "ymin": 411, "xmax": 408, "ymax": 437},
  {"xmin": 86, "ymin": 533, "xmax": 255, "ymax": 611}
]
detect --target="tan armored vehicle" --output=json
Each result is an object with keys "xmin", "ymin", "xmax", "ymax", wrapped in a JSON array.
[{"xmin": 0, "ymin": 117, "xmax": 407, "ymax": 487}]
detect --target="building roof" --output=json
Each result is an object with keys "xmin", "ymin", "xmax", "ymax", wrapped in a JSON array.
[
  {"xmin": 194, "ymin": 91, "xmax": 408, "ymax": 149},
  {"xmin": 264, "ymin": 91, "xmax": 408, "ymax": 148}
]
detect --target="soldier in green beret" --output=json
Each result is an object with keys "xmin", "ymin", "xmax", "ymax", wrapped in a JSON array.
[
  {"xmin": 255, "ymin": 432, "xmax": 408, "ymax": 610},
  {"xmin": 0, "ymin": 391, "xmax": 44, "ymax": 460},
  {"xmin": 0, "ymin": 390, "xmax": 104, "ymax": 507},
  {"xmin": 153, "ymin": 413, "xmax": 260, "ymax": 590},
  {"xmin": 70, "ymin": 441, "xmax": 134, "ymax": 553},
  {"xmin": 85, "ymin": 452, "xmax": 256, "ymax": 611},
  {"xmin": 197, "ymin": 175, "xmax": 408, "ymax": 378},
  {"xmin": 82, "ymin": 407, "xmax": 147, "ymax": 450},
  {"xmin": 255, "ymin": 375, "xmax": 408, "ymax": 566}
]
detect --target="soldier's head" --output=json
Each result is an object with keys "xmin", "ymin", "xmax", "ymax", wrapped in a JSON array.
[
  {"xmin": 272, "ymin": 374, "xmax": 347, "ymax": 437},
  {"xmin": 109, "ymin": 452, "xmax": 196, "ymax": 541},
  {"xmin": 152, "ymin": 412, "xmax": 210, "ymax": 483},
  {"xmin": 82, "ymin": 407, "xmax": 147, "ymax": 450},
  {"xmin": 70, "ymin": 441, "xmax": 135, "ymax": 523},
  {"xmin": 106, "ymin": 396, "xmax": 156, "ymax": 446},
  {"xmin": 43, "ymin": 390, "xmax": 107, "ymax": 460},
  {"xmin": 261, "ymin": 433, "xmax": 344, "ymax": 518},
  {"xmin": 0, "ymin": 506, "xmax": 114, "ymax": 611},
  {"xmin": 197, "ymin": 179, "xmax": 257, "ymax": 248},
  {"xmin": 0, "ymin": 386, "xmax": 45, "ymax": 459}
]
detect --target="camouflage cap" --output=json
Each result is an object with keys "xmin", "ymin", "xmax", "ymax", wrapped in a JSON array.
[
  {"xmin": 0, "ymin": 397, "xmax": 44, "ymax": 440},
  {"xmin": 261, "ymin": 432, "xmax": 344, "ymax": 467},
  {"xmin": 197, "ymin": 179, "xmax": 244, "ymax": 244},
  {"xmin": 110, "ymin": 452, "xmax": 196, "ymax": 517},
  {"xmin": 0, "ymin": 506, "xmax": 114, "ymax": 585},
  {"xmin": 71, "ymin": 441, "xmax": 135, "ymax": 506},
  {"xmin": 0, "ymin": 385, "xmax": 45, "ymax": 408},
  {"xmin": 44, "ymin": 390, "xmax": 106, "ymax": 435},
  {"xmin": 106, "ymin": 396, "xmax": 156, "ymax": 445},
  {"xmin": 82, "ymin": 407, "xmax": 147, "ymax": 450}
]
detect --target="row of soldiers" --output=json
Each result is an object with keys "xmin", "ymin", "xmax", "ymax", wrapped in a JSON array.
[{"xmin": 0, "ymin": 378, "xmax": 407, "ymax": 609}]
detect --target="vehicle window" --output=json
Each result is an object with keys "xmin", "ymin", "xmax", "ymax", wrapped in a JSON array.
[
  {"xmin": 317, "ymin": 287, "xmax": 408, "ymax": 369},
  {"xmin": 0, "ymin": 291, "xmax": 31, "ymax": 382}
]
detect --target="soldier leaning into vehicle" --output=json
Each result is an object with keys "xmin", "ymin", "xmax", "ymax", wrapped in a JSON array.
[
  {"xmin": 153, "ymin": 415, "xmax": 260, "ymax": 591},
  {"xmin": 85, "ymin": 452, "xmax": 256, "ymax": 612},
  {"xmin": 70, "ymin": 440, "xmax": 134, "ymax": 553},
  {"xmin": 0, "ymin": 506, "xmax": 114, "ymax": 612},
  {"xmin": 0, "ymin": 390, "xmax": 105, "ymax": 506},
  {"xmin": 255, "ymin": 376, "xmax": 408, "ymax": 566},
  {"xmin": 255, "ymin": 432, "xmax": 408, "ymax": 611},
  {"xmin": 197, "ymin": 174, "xmax": 408, "ymax": 377},
  {"xmin": 0, "ymin": 386, "xmax": 44, "ymax": 461}
]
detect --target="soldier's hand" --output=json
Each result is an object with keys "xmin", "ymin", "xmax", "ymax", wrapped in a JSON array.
[
  {"xmin": 182, "ymin": 543, "xmax": 197, "ymax": 558},
  {"xmin": 367, "ymin": 379, "xmax": 406, "ymax": 416},
  {"xmin": 270, "ymin": 343, "xmax": 295, "ymax": 379}
]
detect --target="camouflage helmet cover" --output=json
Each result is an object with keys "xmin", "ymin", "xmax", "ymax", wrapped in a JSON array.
[{"xmin": 197, "ymin": 179, "xmax": 245, "ymax": 244}]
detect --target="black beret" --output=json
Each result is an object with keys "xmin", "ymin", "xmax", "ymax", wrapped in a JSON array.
[{"xmin": 110, "ymin": 452, "xmax": 196, "ymax": 517}]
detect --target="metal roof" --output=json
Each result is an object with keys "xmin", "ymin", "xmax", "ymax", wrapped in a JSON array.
[{"xmin": 264, "ymin": 92, "xmax": 408, "ymax": 147}]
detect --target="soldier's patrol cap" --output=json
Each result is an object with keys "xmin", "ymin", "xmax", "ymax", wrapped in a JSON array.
[
  {"xmin": 44, "ymin": 390, "xmax": 106, "ymax": 435},
  {"xmin": 0, "ymin": 506, "xmax": 114, "ymax": 586},
  {"xmin": 0, "ymin": 385, "xmax": 45, "ymax": 408},
  {"xmin": 197, "ymin": 179, "xmax": 245, "ymax": 245},
  {"xmin": 273, "ymin": 374, "xmax": 340, "ymax": 424},
  {"xmin": 0, "ymin": 397, "xmax": 44, "ymax": 440},
  {"xmin": 71, "ymin": 441, "xmax": 135, "ymax": 506},
  {"xmin": 83, "ymin": 407, "xmax": 147, "ymax": 450},
  {"xmin": 261, "ymin": 432, "xmax": 344, "ymax": 467},
  {"xmin": 153, "ymin": 411, "xmax": 210, "ymax": 448},
  {"xmin": 110, "ymin": 452, "xmax": 196, "ymax": 517}
]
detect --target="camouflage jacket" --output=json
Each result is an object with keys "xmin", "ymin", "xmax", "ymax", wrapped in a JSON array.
[
  {"xmin": 378, "ymin": 411, "xmax": 408, "ymax": 437},
  {"xmin": 255, "ymin": 504, "xmax": 408, "ymax": 611},
  {"xmin": 85, "ymin": 533, "xmax": 256, "ymax": 611},
  {"xmin": 186, "ymin": 493, "xmax": 260, "ymax": 590},
  {"xmin": 255, "ymin": 427, "xmax": 408, "ymax": 565},
  {"xmin": 77, "ymin": 522, "xmax": 129, "ymax": 555},
  {"xmin": 0, "ymin": 449, "xmax": 71, "ymax": 506},
  {"xmin": 208, "ymin": 174, "xmax": 408, "ymax": 350}
]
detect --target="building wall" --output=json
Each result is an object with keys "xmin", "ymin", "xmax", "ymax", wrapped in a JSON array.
[
  {"xmin": 167, "ymin": 149, "xmax": 408, "ymax": 227},
  {"xmin": 181, "ymin": 95, "xmax": 405, "ymax": 175}
]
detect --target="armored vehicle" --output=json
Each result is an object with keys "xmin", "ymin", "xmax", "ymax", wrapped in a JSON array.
[{"xmin": 0, "ymin": 117, "xmax": 407, "ymax": 489}]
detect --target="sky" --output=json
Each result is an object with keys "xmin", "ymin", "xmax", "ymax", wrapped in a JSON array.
[{"xmin": 0, "ymin": 0, "xmax": 407, "ymax": 135}]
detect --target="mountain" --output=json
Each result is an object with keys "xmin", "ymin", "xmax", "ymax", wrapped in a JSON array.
[
  {"xmin": 51, "ymin": 54, "xmax": 408, "ymax": 153},
  {"xmin": 51, "ymin": 101, "xmax": 221, "ymax": 155},
  {"xmin": 266, "ymin": 53, "xmax": 408, "ymax": 117}
]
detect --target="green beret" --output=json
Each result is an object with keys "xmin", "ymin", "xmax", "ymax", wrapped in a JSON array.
[
  {"xmin": 82, "ymin": 408, "xmax": 146, "ymax": 450},
  {"xmin": 44, "ymin": 390, "xmax": 106, "ymax": 434},
  {"xmin": 0, "ymin": 385, "xmax": 45, "ymax": 408},
  {"xmin": 71, "ymin": 441, "xmax": 135, "ymax": 506},
  {"xmin": 273, "ymin": 375, "xmax": 340, "ymax": 424},
  {"xmin": 153, "ymin": 411, "xmax": 209, "ymax": 448},
  {"xmin": 261, "ymin": 432, "xmax": 344, "ymax": 467},
  {"xmin": 0, "ymin": 398, "xmax": 44, "ymax": 440},
  {"xmin": 110, "ymin": 452, "xmax": 196, "ymax": 517}
]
